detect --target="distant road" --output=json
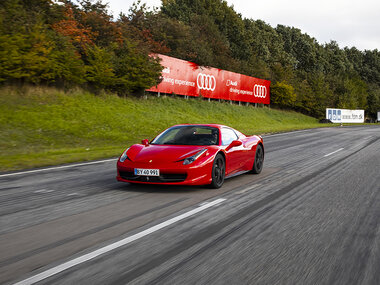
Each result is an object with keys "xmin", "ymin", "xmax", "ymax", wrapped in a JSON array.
[{"xmin": 1, "ymin": 126, "xmax": 379, "ymax": 285}]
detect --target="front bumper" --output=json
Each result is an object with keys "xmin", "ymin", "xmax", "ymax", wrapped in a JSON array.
[{"xmin": 116, "ymin": 158, "xmax": 213, "ymax": 186}]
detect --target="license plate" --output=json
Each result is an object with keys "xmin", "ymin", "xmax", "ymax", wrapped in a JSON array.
[{"xmin": 134, "ymin": 168, "xmax": 160, "ymax": 176}]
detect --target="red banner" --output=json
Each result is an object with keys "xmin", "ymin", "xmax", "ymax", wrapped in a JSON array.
[{"xmin": 147, "ymin": 54, "xmax": 270, "ymax": 104}]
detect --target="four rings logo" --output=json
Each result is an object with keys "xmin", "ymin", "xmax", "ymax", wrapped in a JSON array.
[
  {"xmin": 197, "ymin": 73, "xmax": 216, "ymax": 91},
  {"xmin": 253, "ymin": 84, "xmax": 267, "ymax": 98}
]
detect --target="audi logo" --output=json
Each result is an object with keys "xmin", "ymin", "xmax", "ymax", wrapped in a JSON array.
[
  {"xmin": 197, "ymin": 73, "xmax": 216, "ymax": 91},
  {"xmin": 253, "ymin": 84, "xmax": 267, "ymax": 98}
]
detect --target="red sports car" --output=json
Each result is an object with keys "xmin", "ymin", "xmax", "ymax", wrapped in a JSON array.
[{"xmin": 116, "ymin": 124, "xmax": 264, "ymax": 188}]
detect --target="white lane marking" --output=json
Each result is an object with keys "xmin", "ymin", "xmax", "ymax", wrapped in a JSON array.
[
  {"xmin": 33, "ymin": 189, "xmax": 54, "ymax": 194},
  {"xmin": 324, "ymin": 148, "xmax": 344, "ymax": 157},
  {"xmin": 67, "ymin": 193, "xmax": 82, "ymax": 197},
  {"xmin": 13, "ymin": 198, "xmax": 227, "ymax": 285},
  {"xmin": 0, "ymin": 158, "xmax": 117, "ymax": 178}
]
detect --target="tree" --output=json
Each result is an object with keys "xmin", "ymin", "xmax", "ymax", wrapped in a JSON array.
[
  {"xmin": 271, "ymin": 81, "xmax": 296, "ymax": 108},
  {"xmin": 0, "ymin": 22, "xmax": 84, "ymax": 84},
  {"xmin": 85, "ymin": 45, "xmax": 116, "ymax": 88},
  {"xmin": 1, "ymin": 0, "xmax": 379, "ymax": 116},
  {"xmin": 112, "ymin": 40, "xmax": 162, "ymax": 94},
  {"xmin": 52, "ymin": 5, "xmax": 96, "ymax": 53},
  {"xmin": 276, "ymin": 25, "xmax": 319, "ymax": 72},
  {"xmin": 366, "ymin": 84, "xmax": 380, "ymax": 119}
]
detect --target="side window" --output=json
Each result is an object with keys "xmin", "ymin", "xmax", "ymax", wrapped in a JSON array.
[{"xmin": 221, "ymin": 128, "xmax": 238, "ymax": 146}]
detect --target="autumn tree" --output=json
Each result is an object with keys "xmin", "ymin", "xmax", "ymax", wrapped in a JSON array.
[{"xmin": 1, "ymin": 0, "xmax": 379, "ymax": 117}]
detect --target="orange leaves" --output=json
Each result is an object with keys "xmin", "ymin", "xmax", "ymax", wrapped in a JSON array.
[
  {"xmin": 52, "ymin": 5, "xmax": 96, "ymax": 51},
  {"xmin": 141, "ymin": 28, "xmax": 170, "ymax": 54}
]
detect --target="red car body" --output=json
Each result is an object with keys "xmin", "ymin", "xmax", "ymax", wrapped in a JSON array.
[{"xmin": 116, "ymin": 124, "xmax": 264, "ymax": 187}]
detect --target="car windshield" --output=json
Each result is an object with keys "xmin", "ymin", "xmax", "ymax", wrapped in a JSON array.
[{"xmin": 151, "ymin": 126, "xmax": 219, "ymax": 146}]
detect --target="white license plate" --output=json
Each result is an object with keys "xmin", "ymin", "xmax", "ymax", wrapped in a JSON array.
[{"xmin": 134, "ymin": 168, "xmax": 160, "ymax": 176}]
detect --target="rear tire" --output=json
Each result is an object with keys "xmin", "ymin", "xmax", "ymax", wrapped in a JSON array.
[
  {"xmin": 251, "ymin": 144, "xmax": 264, "ymax": 174},
  {"xmin": 210, "ymin": 154, "xmax": 225, "ymax": 189}
]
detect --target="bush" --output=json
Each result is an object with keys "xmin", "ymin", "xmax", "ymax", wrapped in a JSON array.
[{"xmin": 271, "ymin": 81, "xmax": 296, "ymax": 108}]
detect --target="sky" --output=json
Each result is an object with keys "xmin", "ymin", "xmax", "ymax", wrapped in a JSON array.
[{"xmin": 105, "ymin": 0, "xmax": 380, "ymax": 51}]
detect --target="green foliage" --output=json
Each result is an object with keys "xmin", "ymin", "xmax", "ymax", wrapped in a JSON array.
[
  {"xmin": 112, "ymin": 40, "xmax": 163, "ymax": 94},
  {"xmin": 48, "ymin": 33, "xmax": 86, "ymax": 85},
  {"xmin": 271, "ymin": 81, "xmax": 297, "ymax": 108},
  {"xmin": 0, "ymin": 0, "xmax": 161, "ymax": 93},
  {"xmin": 334, "ymin": 76, "xmax": 368, "ymax": 110},
  {"xmin": 276, "ymin": 25, "xmax": 318, "ymax": 71},
  {"xmin": 85, "ymin": 45, "xmax": 116, "ymax": 88},
  {"xmin": 0, "ymin": 23, "xmax": 85, "ymax": 84},
  {"xmin": 366, "ymin": 84, "xmax": 380, "ymax": 118}
]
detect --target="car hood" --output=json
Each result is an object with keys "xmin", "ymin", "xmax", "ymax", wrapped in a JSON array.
[{"xmin": 126, "ymin": 144, "xmax": 209, "ymax": 163}]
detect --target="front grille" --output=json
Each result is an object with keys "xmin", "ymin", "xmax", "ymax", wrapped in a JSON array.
[
  {"xmin": 119, "ymin": 171, "xmax": 187, "ymax": 183},
  {"xmin": 160, "ymin": 173, "xmax": 187, "ymax": 182},
  {"xmin": 119, "ymin": 171, "xmax": 136, "ymax": 180}
]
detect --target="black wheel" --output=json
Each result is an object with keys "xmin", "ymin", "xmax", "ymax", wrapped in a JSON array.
[
  {"xmin": 251, "ymin": 144, "xmax": 264, "ymax": 174},
  {"xmin": 210, "ymin": 154, "xmax": 225, "ymax": 189}
]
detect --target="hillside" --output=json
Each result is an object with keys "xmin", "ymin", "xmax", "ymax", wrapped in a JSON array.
[
  {"xmin": 0, "ymin": 86, "xmax": 323, "ymax": 171},
  {"xmin": 1, "ymin": 0, "xmax": 379, "ymax": 120}
]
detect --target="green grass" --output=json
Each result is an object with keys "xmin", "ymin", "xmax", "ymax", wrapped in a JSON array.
[{"xmin": 1, "ymin": 86, "xmax": 326, "ymax": 171}]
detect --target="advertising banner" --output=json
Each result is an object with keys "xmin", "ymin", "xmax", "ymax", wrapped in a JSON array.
[
  {"xmin": 326, "ymin": 108, "xmax": 364, "ymax": 123},
  {"xmin": 147, "ymin": 54, "xmax": 270, "ymax": 104}
]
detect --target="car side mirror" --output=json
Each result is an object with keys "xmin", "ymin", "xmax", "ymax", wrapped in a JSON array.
[
  {"xmin": 142, "ymin": 139, "xmax": 149, "ymax": 146},
  {"xmin": 226, "ymin": 140, "xmax": 242, "ymax": 150}
]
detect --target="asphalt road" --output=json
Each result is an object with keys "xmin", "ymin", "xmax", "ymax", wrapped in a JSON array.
[{"xmin": 1, "ymin": 126, "xmax": 379, "ymax": 285}]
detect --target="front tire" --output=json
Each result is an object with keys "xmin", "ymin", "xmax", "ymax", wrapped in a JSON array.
[
  {"xmin": 251, "ymin": 144, "xmax": 264, "ymax": 174},
  {"xmin": 210, "ymin": 154, "xmax": 225, "ymax": 189}
]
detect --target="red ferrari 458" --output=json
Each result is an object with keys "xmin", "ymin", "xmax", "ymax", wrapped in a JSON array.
[{"xmin": 116, "ymin": 124, "xmax": 264, "ymax": 188}]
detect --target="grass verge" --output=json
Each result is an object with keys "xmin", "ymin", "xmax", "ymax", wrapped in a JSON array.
[{"xmin": 1, "ymin": 86, "xmax": 327, "ymax": 171}]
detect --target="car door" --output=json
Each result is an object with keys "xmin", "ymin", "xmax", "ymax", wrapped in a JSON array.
[{"xmin": 221, "ymin": 128, "xmax": 242, "ymax": 174}]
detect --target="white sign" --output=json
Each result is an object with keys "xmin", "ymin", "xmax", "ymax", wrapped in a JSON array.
[
  {"xmin": 378, "ymin": 111, "xmax": 380, "ymax": 121},
  {"xmin": 326, "ymin": 108, "xmax": 364, "ymax": 123}
]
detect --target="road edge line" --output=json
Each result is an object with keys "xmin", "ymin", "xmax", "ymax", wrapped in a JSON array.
[{"xmin": 0, "ymin": 158, "xmax": 117, "ymax": 178}]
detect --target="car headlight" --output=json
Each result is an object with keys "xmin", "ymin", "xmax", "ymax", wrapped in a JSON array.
[
  {"xmin": 119, "ymin": 148, "xmax": 130, "ymax": 162},
  {"xmin": 183, "ymin": 149, "xmax": 207, "ymax": 165}
]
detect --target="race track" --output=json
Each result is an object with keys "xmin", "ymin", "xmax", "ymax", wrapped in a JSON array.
[{"xmin": 1, "ymin": 126, "xmax": 379, "ymax": 285}]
